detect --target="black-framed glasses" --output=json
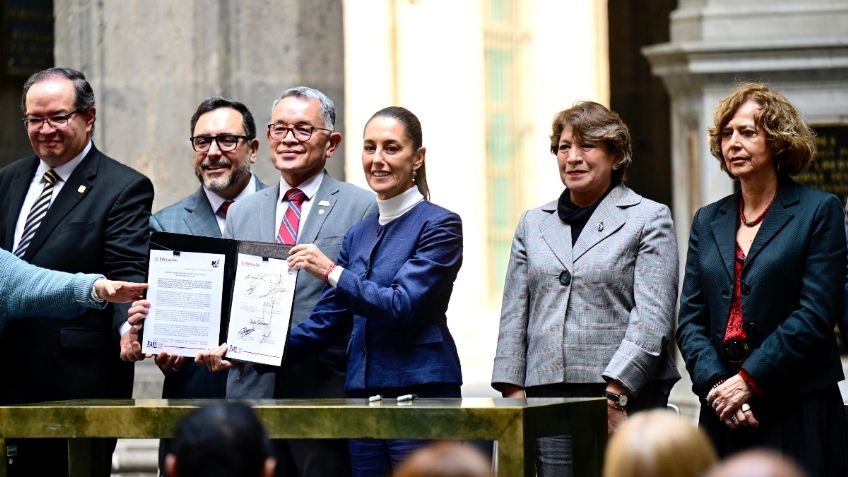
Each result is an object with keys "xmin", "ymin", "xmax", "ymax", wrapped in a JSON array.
[
  {"xmin": 23, "ymin": 110, "xmax": 81, "ymax": 131},
  {"xmin": 267, "ymin": 123, "xmax": 332, "ymax": 142},
  {"xmin": 190, "ymin": 134, "xmax": 251, "ymax": 152}
]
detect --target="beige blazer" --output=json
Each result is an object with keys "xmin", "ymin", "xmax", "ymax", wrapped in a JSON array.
[{"xmin": 492, "ymin": 184, "xmax": 680, "ymax": 396}]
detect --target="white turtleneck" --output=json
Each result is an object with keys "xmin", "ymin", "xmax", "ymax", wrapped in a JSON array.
[
  {"xmin": 327, "ymin": 186, "xmax": 424, "ymax": 286},
  {"xmin": 376, "ymin": 186, "xmax": 424, "ymax": 225}
]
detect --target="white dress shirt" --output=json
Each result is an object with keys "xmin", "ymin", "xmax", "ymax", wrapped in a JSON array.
[
  {"xmin": 204, "ymin": 175, "xmax": 258, "ymax": 234},
  {"xmin": 13, "ymin": 141, "xmax": 92, "ymax": 251}
]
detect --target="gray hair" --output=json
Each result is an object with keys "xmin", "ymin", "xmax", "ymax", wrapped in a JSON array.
[{"xmin": 272, "ymin": 86, "xmax": 336, "ymax": 130}]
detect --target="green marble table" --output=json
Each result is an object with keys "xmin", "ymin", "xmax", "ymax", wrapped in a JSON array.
[{"xmin": 0, "ymin": 397, "xmax": 606, "ymax": 476}]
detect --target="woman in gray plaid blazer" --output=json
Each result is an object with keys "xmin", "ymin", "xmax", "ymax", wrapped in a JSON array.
[{"xmin": 491, "ymin": 101, "xmax": 680, "ymax": 477}]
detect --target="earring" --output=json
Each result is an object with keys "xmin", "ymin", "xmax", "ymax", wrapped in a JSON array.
[{"xmin": 412, "ymin": 170, "xmax": 417, "ymax": 183}]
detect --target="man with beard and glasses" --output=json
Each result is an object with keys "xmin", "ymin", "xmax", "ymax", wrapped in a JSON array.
[{"xmin": 134, "ymin": 97, "xmax": 266, "ymax": 476}]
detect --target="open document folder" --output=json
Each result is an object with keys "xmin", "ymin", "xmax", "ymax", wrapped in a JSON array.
[{"xmin": 142, "ymin": 232, "xmax": 296, "ymax": 366}]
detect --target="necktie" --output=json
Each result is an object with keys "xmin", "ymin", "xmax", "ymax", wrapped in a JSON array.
[
  {"xmin": 277, "ymin": 188, "xmax": 306, "ymax": 245},
  {"xmin": 217, "ymin": 200, "xmax": 233, "ymax": 219},
  {"xmin": 15, "ymin": 169, "xmax": 59, "ymax": 257}
]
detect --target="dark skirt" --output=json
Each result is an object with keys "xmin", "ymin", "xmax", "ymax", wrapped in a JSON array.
[{"xmin": 699, "ymin": 383, "xmax": 848, "ymax": 477}]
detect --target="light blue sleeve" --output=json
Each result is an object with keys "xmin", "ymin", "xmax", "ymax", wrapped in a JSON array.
[{"xmin": 0, "ymin": 248, "xmax": 106, "ymax": 321}]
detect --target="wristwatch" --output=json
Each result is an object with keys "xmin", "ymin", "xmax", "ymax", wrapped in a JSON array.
[{"xmin": 604, "ymin": 390, "xmax": 628, "ymax": 408}]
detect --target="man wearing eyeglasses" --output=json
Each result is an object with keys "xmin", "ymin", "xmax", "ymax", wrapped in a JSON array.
[
  {"xmin": 0, "ymin": 67, "xmax": 153, "ymax": 476},
  {"xmin": 140, "ymin": 97, "xmax": 268, "ymax": 475},
  {"xmin": 221, "ymin": 86, "xmax": 375, "ymax": 477}
]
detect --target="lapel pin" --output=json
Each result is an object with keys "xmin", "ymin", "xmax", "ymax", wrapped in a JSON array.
[
  {"xmin": 78, "ymin": 185, "xmax": 87, "ymax": 194},
  {"xmin": 597, "ymin": 222, "xmax": 604, "ymax": 232},
  {"xmin": 318, "ymin": 209, "xmax": 325, "ymax": 215},
  {"xmin": 318, "ymin": 200, "xmax": 331, "ymax": 207}
]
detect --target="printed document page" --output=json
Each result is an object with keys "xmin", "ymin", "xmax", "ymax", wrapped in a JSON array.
[
  {"xmin": 142, "ymin": 249, "xmax": 225, "ymax": 357},
  {"xmin": 226, "ymin": 253, "xmax": 297, "ymax": 366}
]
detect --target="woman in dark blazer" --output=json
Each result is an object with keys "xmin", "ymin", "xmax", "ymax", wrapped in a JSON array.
[
  {"xmin": 676, "ymin": 83, "xmax": 848, "ymax": 477},
  {"xmin": 491, "ymin": 101, "xmax": 680, "ymax": 476},
  {"xmin": 283, "ymin": 106, "xmax": 463, "ymax": 477}
]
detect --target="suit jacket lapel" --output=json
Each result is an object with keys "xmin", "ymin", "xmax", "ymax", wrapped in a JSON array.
[
  {"xmin": 709, "ymin": 194, "xmax": 739, "ymax": 282},
  {"xmin": 184, "ymin": 188, "xmax": 222, "ymax": 238},
  {"xmin": 2, "ymin": 158, "xmax": 38, "ymax": 249},
  {"xmin": 572, "ymin": 184, "xmax": 633, "ymax": 263},
  {"xmin": 298, "ymin": 171, "xmax": 338, "ymax": 245},
  {"xmin": 23, "ymin": 147, "xmax": 98, "ymax": 260},
  {"xmin": 745, "ymin": 180, "xmax": 798, "ymax": 266},
  {"xmin": 539, "ymin": 200, "xmax": 573, "ymax": 269},
  {"xmin": 259, "ymin": 185, "xmax": 280, "ymax": 243}
]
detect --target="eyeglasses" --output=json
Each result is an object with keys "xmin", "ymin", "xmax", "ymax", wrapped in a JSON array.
[
  {"xmin": 190, "ymin": 134, "xmax": 251, "ymax": 152},
  {"xmin": 267, "ymin": 123, "xmax": 332, "ymax": 142},
  {"xmin": 23, "ymin": 110, "xmax": 81, "ymax": 131}
]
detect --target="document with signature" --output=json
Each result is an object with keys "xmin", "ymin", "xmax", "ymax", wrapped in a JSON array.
[
  {"xmin": 225, "ymin": 253, "xmax": 297, "ymax": 366},
  {"xmin": 146, "ymin": 232, "xmax": 294, "ymax": 365},
  {"xmin": 142, "ymin": 249, "xmax": 226, "ymax": 357}
]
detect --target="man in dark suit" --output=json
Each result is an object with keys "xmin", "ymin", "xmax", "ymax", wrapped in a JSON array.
[
  {"xmin": 220, "ymin": 86, "xmax": 375, "ymax": 477},
  {"xmin": 0, "ymin": 67, "xmax": 153, "ymax": 476},
  {"xmin": 144, "ymin": 97, "xmax": 266, "ymax": 475}
]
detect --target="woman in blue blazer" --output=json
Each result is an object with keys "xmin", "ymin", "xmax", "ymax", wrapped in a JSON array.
[
  {"xmin": 676, "ymin": 83, "xmax": 848, "ymax": 476},
  {"xmin": 284, "ymin": 106, "xmax": 463, "ymax": 476}
]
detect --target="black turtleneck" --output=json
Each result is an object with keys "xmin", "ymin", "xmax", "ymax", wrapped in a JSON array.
[{"xmin": 557, "ymin": 187, "xmax": 613, "ymax": 245}]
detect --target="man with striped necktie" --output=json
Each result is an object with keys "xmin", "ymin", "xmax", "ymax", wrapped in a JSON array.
[{"xmin": 0, "ymin": 67, "xmax": 153, "ymax": 476}]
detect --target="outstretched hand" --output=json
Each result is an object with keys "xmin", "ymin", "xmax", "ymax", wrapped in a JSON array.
[{"xmin": 94, "ymin": 279, "xmax": 147, "ymax": 303}]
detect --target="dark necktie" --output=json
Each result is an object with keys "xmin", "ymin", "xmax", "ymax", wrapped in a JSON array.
[
  {"xmin": 217, "ymin": 200, "xmax": 233, "ymax": 219},
  {"xmin": 15, "ymin": 169, "xmax": 59, "ymax": 257},
  {"xmin": 276, "ymin": 188, "xmax": 306, "ymax": 245}
]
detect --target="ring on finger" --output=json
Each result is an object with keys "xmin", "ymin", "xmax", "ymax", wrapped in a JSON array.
[
  {"xmin": 730, "ymin": 415, "xmax": 738, "ymax": 424},
  {"xmin": 741, "ymin": 403, "xmax": 752, "ymax": 413}
]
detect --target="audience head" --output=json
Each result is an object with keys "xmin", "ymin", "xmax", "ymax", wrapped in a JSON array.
[
  {"xmin": 164, "ymin": 402, "xmax": 275, "ymax": 477},
  {"xmin": 602, "ymin": 409, "xmax": 717, "ymax": 477},
  {"xmin": 705, "ymin": 449, "xmax": 808, "ymax": 477},
  {"xmin": 709, "ymin": 82, "xmax": 815, "ymax": 178},
  {"xmin": 189, "ymin": 97, "xmax": 259, "ymax": 199},
  {"xmin": 363, "ymin": 106, "xmax": 429, "ymax": 201},
  {"xmin": 21, "ymin": 67, "xmax": 97, "ymax": 167},
  {"xmin": 393, "ymin": 442, "xmax": 493, "ymax": 477},
  {"xmin": 266, "ymin": 86, "xmax": 341, "ymax": 186}
]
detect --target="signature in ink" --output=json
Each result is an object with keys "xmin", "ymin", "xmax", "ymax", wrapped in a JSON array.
[{"xmin": 238, "ymin": 327, "xmax": 255, "ymax": 337}]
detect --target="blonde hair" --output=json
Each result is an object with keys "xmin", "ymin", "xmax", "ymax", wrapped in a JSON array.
[
  {"xmin": 393, "ymin": 442, "xmax": 493, "ymax": 477},
  {"xmin": 603, "ymin": 410, "xmax": 718, "ymax": 477}
]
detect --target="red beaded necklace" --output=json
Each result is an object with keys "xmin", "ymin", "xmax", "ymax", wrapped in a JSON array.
[{"xmin": 739, "ymin": 194, "xmax": 776, "ymax": 227}]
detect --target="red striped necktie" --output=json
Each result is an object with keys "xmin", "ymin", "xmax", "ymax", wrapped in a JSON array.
[{"xmin": 277, "ymin": 188, "xmax": 306, "ymax": 245}]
